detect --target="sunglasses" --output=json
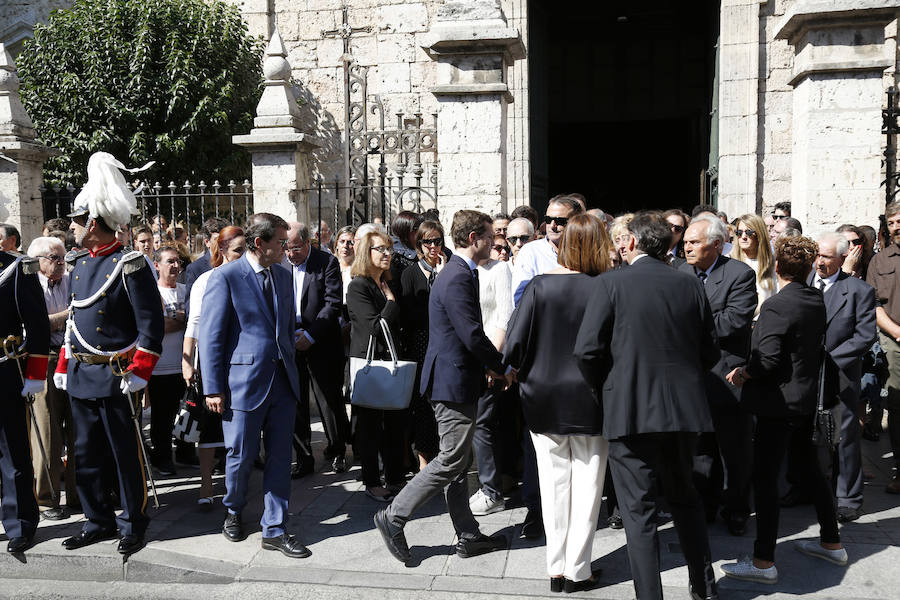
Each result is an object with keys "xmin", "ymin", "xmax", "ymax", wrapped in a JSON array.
[
  {"xmin": 371, "ymin": 245, "xmax": 394, "ymax": 255},
  {"xmin": 849, "ymin": 238, "xmax": 864, "ymax": 246},
  {"xmin": 773, "ymin": 214, "xmax": 789, "ymax": 220},
  {"xmin": 421, "ymin": 238, "xmax": 443, "ymax": 247},
  {"xmin": 735, "ymin": 229, "xmax": 757, "ymax": 238},
  {"xmin": 492, "ymin": 245, "xmax": 510, "ymax": 253},
  {"xmin": 543, "ymin": 215, "xmax": 569, "ymax": 227},
  {"xmin": 669, "ymin": 224, "xmax": 685, "ymax": 233},
  {"xmin": 507, "ymin": 235, "xmax": 531, "ymax": 245}
]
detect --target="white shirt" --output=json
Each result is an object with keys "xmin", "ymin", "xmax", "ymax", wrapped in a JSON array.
[
  {"xmin": 154, "ymin": 283, "xmax": 186, "ymax": 375},
  {"xmin": 185, "ymin": 269, "xmax": 213, "ymax": 341},
  {"xmin": 477, "ymin": 260, "xmax": 513, "ymax": 335},
  {"xmin": 511, "ymin": 237, "xmax": 560, "ymax": 306},
  {"xmin": 813, "ymin": 270, "xmax": 840, "ymax": 294},
  {"xmin": 284, "ymin": 254, "xmax": 315, "ymax": 344},
  {"xmin": 693, "ymin": 256, "xmax": 719, "ymax": 283},
  {"xmin": 39, "ymin": 272, "xmax": 69, "ymax": 347}
]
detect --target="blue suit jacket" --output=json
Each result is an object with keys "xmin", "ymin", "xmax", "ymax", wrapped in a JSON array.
[
  {"xmin": 420, "ymin": 254, "xmax": 504, "ymax": 403},
  {"xmin": 200, "ymin": 254, "xmax": 300, "ymax": 411}
]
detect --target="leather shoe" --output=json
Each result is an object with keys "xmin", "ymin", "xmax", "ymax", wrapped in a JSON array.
[
  {"xmin": 837, "ymin": 506, "xmax": 862, "ymax": 522},
  {"xmin": 62, "ymin": 528, "xmax": 117, "ymax": 550},
  {"xmin": 456, "ymin": 532, "xmax": 507, "ymax": 558},
  {"xmin": 887, "ymin": 474, "xmax": 900, "ymax": 495},
  {"xmin": 520, "ymin": 508, "xmax": 544, "ymax": 539},
  {"xmin": 41, "ymin": 507, "xmax": 70, "ymax": 521},
  {"xmin": 563, "ymin": 570, "xmax": 603, "ymax": 593},
  {"xmin": 291, "ymin": 459, "xmax": 315, "ymax": 479},
  {"xmin": 607, "ymin": 508, "xmax": 623, "ymax": 530},
  {"xmin": 7, "ymin": 536, "xmax": 33, "ymax": 553},
  {"xmin": 261, "ymin": 533, "xmax": 311, "ymax": 558},
  {"xmin": 689, "ymin": 583, "xmax": 719, "ymax": 600},
  {"xmin": 117, "ymin": 534, "xmax": 145, "ymax": 555},
  {"xmin": 223, "ymin": 512, "xmax": 245, "ymax": 542},
  {"xmin": 332, "ymin": 455, "xmax": 347, "ymax": 473},
  {"xmin": 373, "ymin": 507, "xmax": 411, "ymax": 563}
]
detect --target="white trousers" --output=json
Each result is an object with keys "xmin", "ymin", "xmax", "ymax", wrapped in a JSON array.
[{"xmin": 532, "ymin": 432, "xmax": 609, "ymax": 582}]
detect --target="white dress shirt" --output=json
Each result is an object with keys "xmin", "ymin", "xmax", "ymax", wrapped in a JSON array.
[
  {"xmin": 813, "ymin": 270, "xmax": 840, "ymax": 294},
  {"xmin": 39, "ymin": 272, "xmax": 69, "ymax": 347}
]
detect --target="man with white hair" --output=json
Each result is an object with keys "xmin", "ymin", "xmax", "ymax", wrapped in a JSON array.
[
  {"xmin": 680, "ymin": 214, "xmax": 758, "ymax": 536},
  {"xmin": 26, "ymin": 236, "xmax": 77, "ymax": 521},
  {"xmin": 505, "ymin": 217, "xmax": 534, "ymax": 265},
  {"xmin": 804, "ymin": 232, "xmax": 876, "ymax": 521}
]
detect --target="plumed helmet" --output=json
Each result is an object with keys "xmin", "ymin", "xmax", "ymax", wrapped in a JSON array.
[{"xmin": 68, "ymin": 152, "xmax": 153, "ymax": 230}]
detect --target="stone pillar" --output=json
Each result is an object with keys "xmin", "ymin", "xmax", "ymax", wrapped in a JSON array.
[
  {"xmin": 233, "ymin": 29, "xmax": 317, "ymax": 225},
  {"xmin": 776, "ymin": 1, "xmax": 900, "ymax": 231},
  {"xmin": 0, "ymin": 42, "xmax": 57, "ymax": 246},
  {"xmin": 422, "ymin": 0, "xmax": 524, "ymax": 230}
]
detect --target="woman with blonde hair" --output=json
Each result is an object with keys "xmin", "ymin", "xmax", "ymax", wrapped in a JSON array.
[
  {"xmin": 731, "ymin": 213, "xmax": 777, "ymax": 315},
  {"xmin": 609, "ymin": 213, "xmax": 634, "ymax": 268}
]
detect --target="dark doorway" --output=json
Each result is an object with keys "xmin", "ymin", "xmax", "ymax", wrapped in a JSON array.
[{"xmin": 528, "ymin": 0, "xmax": 720, "ymax": 216}]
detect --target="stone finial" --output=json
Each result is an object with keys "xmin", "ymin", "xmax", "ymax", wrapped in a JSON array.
[
  {"xmin": 0, "ymin": 42, "xmax": 37, "ymax": 142},
  {"xmin": 254, "ymin": 29, "xmax": 302, "ymax": 130}
]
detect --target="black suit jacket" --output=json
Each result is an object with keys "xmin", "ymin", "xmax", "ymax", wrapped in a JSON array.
[
  {"xmin": 679, "ymin": 256, "xmax": 757, "ymax": 405},
  {"xmin": 574, "ymin": 256, "xmax": 719, "ymax": 440},
  {"xmin": 420, "ymin": 254, "xmax": 503, "ymax": 404},
  {"xmin": 742, "ymin": 282, "xmax": 826, "ymax": 417},
  {"xmin": 807, "ymin": 271, "xmax": 876, "ymax": 401},
  {"xmin": 346, "ymin": 275, "xmax": 402, "ymax": 360},
  {"xmin": 286, "ymin": 247, "xmax": 343, "ymax": 360}
]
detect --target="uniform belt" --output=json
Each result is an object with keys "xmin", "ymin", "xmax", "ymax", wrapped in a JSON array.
[{"xmin": 72, "ymin": 350, "xmax": 134, "ymax": 365}]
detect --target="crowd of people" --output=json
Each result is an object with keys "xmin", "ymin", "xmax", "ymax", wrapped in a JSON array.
[{"xmin": 1, "ymin": 151, "xmax": 897, "ymax": 600}]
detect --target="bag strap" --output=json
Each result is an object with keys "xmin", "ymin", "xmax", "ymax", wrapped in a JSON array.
[
  {"xmin": 364, "ymin": 318, "xmax": 399, "ymax": 366},
  {"xmin": 816, "ymin": 334, "xmax": 827, "ymax": 412}
]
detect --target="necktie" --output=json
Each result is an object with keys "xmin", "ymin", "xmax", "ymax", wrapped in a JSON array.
[
  {"xmin": 260, "ymin": 268, "xmax": 275, "ymax": 316},
  {"xmin": 697, "ymin": 271, "xmax": 708, "ymax": 284},
  {"xmin": 817, "ymin": 279, "xmax": 826, "ymax": 292},
  {"xmin": 472, "ymin": 268, "xmax": 480, "ymax": 302}
]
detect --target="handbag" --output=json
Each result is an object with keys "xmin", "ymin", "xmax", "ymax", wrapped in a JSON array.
[
  {"xmin": 349, "ymin": 318, "xmax": 416, "ymax": 410},
  {"xmin": 172, "ymin": 355, "xmax": 204, "ymax": 443},
  {"xmin": 811, "ymin": 343, "xmax": 838, "ymax": 448}
]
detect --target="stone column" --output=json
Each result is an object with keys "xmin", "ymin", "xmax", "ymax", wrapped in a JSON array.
[
  {"xmin": 0, "ymin": 42, "xmax": 57, "ymax": 246},
  {"xmin": 776, "ymin": 1, "xmax": 900, "ymax": 231},
  {"xmin": 422, "ymin": 0, "xmax": 525, "ymax": 229},
  {"xmin": 233, "ymin": 29, "xmax": 317, "ymax": 225}
]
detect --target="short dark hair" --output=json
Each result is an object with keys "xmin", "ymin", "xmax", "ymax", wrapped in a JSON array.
[
  {"xmin": 627, "ymin": 211, "xmax": 672, "ymax": 260},
  {"xmin": 493, "ymin": 213, "xmax": 510, "ymax": 222},
  {"xmin": 200, "ymin": 217, "xmax": 230, "ymax": 240},
  {"xmin": 511, "ymin": 205, "xmax": 539, "ymax": 229},
  {"xmin": 43, "ymin": 217, "xmax": 69, "ymax": 233},
  {"xmin": 415, "ymin": 220, "xmax": 445, "ymax": 258},
  {"xmin": 132, "ymin": 225, "xmax": 153, "ymax": 238},
  {"xmin": 773, "ymin": 201, "xmax": 792, "ymax": 215},
  {"xmin": 0, "ymin": 223, "xmax": 21, "ymax": 248},
  {"xmin": 152, "ymin": 244, "xmax": 180, "ymax": 263},
  {"xmin": 662, "ymin": 209, "xmax": 689, "ymax": 226},
  {"xmin": 783, "ymin": 217, "xmax": 802, "ymax": 233},
  {"xmin": 245, "ymin": 212, "xmax": 288, "ymax": 251},
  {"xmin": 391, "ymin": 211, "xmax": 423, "ymax": 248},
  {"xmin": 691, "ymin": 204, "xmax": 717, "ymax": 218},
  {"xmin": 547, "ymin": 195, "xmax": 584, "ymax": 217},
  {"xmin": 774, "ymin": 235, "xmax": 817, "ymax": 281},
  {"xmin": 422, "ymin": 208, "xmax": 440, "ymax": 222},
  {"xmin": 886, "ymin": 202, "xmax": 900, "ymax": 220},
  {"xmin": 451, "ymin": 210, "xmax": 492, "ymax": 248}
]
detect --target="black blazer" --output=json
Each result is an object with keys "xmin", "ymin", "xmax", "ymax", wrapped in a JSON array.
[
  {"xmin": 741, "ymin": 281, "xmax": 826, "ymax": 417},
  {"xmin": 286, "ymin": 247, "xmax": 343, "ymax": 360},
  {"xmin": 574, "ymin": 256, "xmax": 719, "ymax": 440},
  {"xmin": 504, "ymin": 273, "xmax": 602, "ymax": 435},
  {"xmin": 420, "ymin": 254, "xmax": 503, "ymax": 404},
  {"xmin": 807, "ymin": 270, "xmax": 877, "ymax": 400},
  {"xmin": 346, "ymin": 275, "xmax": 401, "ymax": 360},
  {"xmin": 183, "ymin": 250, "xmax": 211, "ymax": 317},
  {"xmin": 679, "ymin": 256, "xmax": 757, "ymax": 405}
]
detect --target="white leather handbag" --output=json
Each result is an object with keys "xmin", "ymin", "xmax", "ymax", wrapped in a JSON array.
[{"xmin": 349, "ymin": 318, "xmax": 416, "ymax": 410}]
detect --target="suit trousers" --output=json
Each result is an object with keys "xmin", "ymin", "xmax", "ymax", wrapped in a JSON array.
[
  {"xmin": 29, "ymin": 350, "xmax": 77, "ymax": 508},
  {"xmin": 70, "ymin": 394, "xmax": 149, "ymax": 537},
  {"xmin": 472, "ymin": 381, "xmax": 505, "ymax": 500},
  {"xmin": 293, "ymin": 351, "xmax": 350, "ymax": 462},
  {"xmin": 147, "ymin": 373, "xmax": 185, "ymax": 467},
  {"xmin": 608, "ymin": 433, "xmax": 714, "ymax": 600},
  {"xmin": 0, "ymin": 390, "xmax": 39, "ymax": 539},
  {"xmin": 532, "ymin": 432, "xmax": 608, "ymax": 582},
  {"xmin": 222, "ymin": 363, "xmax": 296, "ymax": 537},
  {"xmin": 879, "ymin": 333, "xmax": 900, "ymax": 468},
  {"xmin": 753, "ymin": 415, "xmax": 840, "ymax": 562},
  {"xmin": 387, "ymin": 400, "xmax": 481, "ymax": 539},
  {"xmin": 693, "ymin": 401, "xmax": 753, "ymax": 519},
  {"xmin": 836, "ymin": 392, "xmax": 864, "ymax": 509}
]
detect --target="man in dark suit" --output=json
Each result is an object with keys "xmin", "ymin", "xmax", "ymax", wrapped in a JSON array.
[
  {"xmin": 374, "ymin": 210, "xmax": 509, "ymax": 564},
  {"xmin": 575, "ymin": 212, "xmax": 720, "ymax": 600},
  {"xmin": 283, "ymin": 221, "xmax": 349, "ymax": 476},
  {"xmin": 808, "ymin": 232, "xmax": 876, "ymax": 522},
  {"xmin": 680, "ymin": 215, "xmax": 757, "ymax": 535},
  {"xmin": 183, "ymin": 217, "xmax": 229, "ymax": 308},
  {"xmin": 201, "ymin": 213, "xmax": 309, "ymax": 559}
]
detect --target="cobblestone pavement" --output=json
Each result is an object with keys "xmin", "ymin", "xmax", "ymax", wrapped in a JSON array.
[{"xmin": 2, "ymin": 421, "xmax": 899, "ymax": 599}]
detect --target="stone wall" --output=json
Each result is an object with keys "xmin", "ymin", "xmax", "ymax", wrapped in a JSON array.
[{"xmin": 0, "ymin": 0, "xmax": 71, "ymax": 56}]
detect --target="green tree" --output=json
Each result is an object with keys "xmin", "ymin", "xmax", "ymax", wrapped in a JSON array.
[{"xmin": 17, "ymin": 0, "xmax": 264, "ymax": 186}]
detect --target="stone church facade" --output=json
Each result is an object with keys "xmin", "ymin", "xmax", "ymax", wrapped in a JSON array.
[{"xmin": 3, "ymin": 0, "xmax": 900, "ymax": 233}]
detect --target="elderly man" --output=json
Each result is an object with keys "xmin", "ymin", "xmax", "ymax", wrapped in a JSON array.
[
  {"xmin": 680, "ymin": 216, "xmax": 757, "ymax": 536},
  {"xmin": 0, "ymin": 223, "xmax": 21, "ymax": 252},
  {"xmin": 804, "ymin": 233, "xmax": 875, "ymax": 520},
  {"xmin": 505, "ymin": 217, "xmax": 534, "ymax": 265},
  {"xmin": 26, "ymin": 237, "xmax": 77, "ymax": 521},
  {"xmin": 282, "ymin": 221, "xmax": 348, "ymax": 476}
]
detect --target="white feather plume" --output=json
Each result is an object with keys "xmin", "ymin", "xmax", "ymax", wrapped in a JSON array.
[{"xmin": 73, "ymin": 152, "xmax": 154, "ymax": 229}]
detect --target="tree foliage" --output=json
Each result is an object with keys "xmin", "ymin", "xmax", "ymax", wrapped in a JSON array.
[{"xmin": 17, "ymin": 0, "xmax": 264, "ymax": 186}]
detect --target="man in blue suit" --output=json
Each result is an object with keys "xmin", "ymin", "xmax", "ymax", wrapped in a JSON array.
[
  {"xmin": 200, "ymin": 212, "xmax": 309, "ymax": 558},
  {"xmin": 374, "ymin": 210, "xmax": 509, "ymax": 564}
]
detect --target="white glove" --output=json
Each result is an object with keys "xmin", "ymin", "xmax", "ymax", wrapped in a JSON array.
[
  {"xmin": 52, "ymin": 372, "xmax": 67, "ymax": 391},
  {"xmin": 120, "ymin": 373, "xmax": 148, "ymax": 394},
  {"xmin": 21, "ymin": 378, "xmax": 45, "ymax": 397}
]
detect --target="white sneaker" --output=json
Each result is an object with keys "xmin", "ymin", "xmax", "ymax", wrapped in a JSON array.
[
  {"xmin": 795, "ymin": 540, "xmax": 849, "ymax": 566},
  {"xmin": 720, "ymin": 558, "xmax": 778, "ymax": 584},
  {"xmin": 468, "ymin": 488, "xmax": 505, "ymax": 516}
]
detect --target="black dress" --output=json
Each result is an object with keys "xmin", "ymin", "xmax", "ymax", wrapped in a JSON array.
[
  {"xmin": 504, "ymin": 273, "xmax": 603, "ymax": 435},
  {"xmin": 400, "ymin": 263, "xmax": 439, "ymax": 458}
]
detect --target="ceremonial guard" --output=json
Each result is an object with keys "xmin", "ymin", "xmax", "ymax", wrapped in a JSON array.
[
  {"xmin": 0, "ymin": 250, "xmax": 50, "ymax": 553},
  {"xmin": 54, "ymin": 152, "xmax": 164, "ymax": 555}
]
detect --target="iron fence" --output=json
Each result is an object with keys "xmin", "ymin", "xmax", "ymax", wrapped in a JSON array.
[{"xmin": 41, "ymin": 179, "xmax": 253, "ymax": 254}]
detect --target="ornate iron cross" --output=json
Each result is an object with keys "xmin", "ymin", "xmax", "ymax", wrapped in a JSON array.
[{"xmin": 321, "ymin": 5, "xmax": 373, "ymax": 63}]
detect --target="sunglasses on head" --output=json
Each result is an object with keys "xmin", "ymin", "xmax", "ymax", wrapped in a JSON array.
[
  {"xmin": 735, "ymin": 229, "xmax": 757, "ymax": 238},
  {"xmin": 543, "ymin": 215, "xmax": 568, "ymax": 227},
  {"xmin": 507, "ymin": 235, "xmax": 531, "ymax": 245}
]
